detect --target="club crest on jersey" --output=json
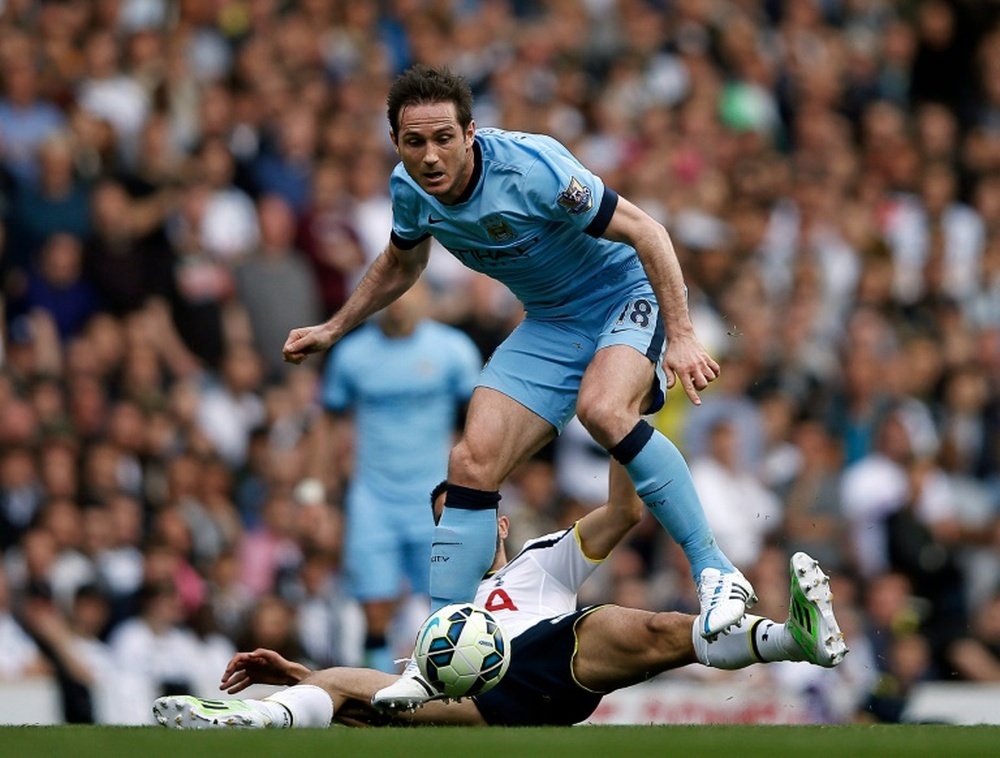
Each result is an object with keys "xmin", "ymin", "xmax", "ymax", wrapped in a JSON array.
[
  {"xmin": 557, "ymin": 176, "xmax": 593, "ymax": 215},
  {"xmin": 480, "ymin": 214, "xmax": 516, "ymax": 243}
]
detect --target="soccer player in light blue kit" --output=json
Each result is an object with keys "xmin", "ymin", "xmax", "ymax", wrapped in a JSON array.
[
  {"xmin": 320, "ymin": 281, "xmax": 482, "ymax": 673},
  {"xmin": 284, "ymin": 65, "xmax": 756, "ymax": 708}
]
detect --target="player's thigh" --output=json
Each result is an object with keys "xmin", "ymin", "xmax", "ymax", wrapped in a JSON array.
[
  {"xmin": 572, "ymin": 606, "xmax": 697, "ymax": 691},
  {"xmin": 476, "ymin": 315, "xmax": 596, "ymax": 429},
  {"xmin": 450, "ymin": 386, "xmax": 557, "ymax": 487},
  {"xmin": 577, "ymin": 290, "xmax": 666, "ymax": 441},
  {"xmin": 343, "ymin": 488, "xmax": 405, "ymax": 602}
]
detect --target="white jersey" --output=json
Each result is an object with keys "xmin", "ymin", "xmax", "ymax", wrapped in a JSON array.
[{"xmin": 472, "ymin": 524, "xmax": 602, "ymax": 640}]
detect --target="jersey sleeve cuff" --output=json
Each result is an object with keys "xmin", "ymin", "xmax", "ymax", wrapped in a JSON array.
[
  {"xmin": 390, "ymin": 230, "xmax": 430, "ymax": 249},
  {"xmin": 572, "ymin": 522, "xmax": 605, "ymax": 564},
  {"xmin": 583, "ymin": 187, "xmax": 618, "ymax": 238}
]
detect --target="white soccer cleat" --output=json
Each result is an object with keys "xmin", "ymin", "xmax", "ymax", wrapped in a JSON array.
[
  {"xmin": 696, "ymin": 567, "xmax": 757, "ymax": 639},
  {"xmin": 152, "ymin": 695, "xmax": 272, "ymax": 729},
  {"xmin": 787, "ymin": 551, "xmax": 849, "ymax": 667},
  {"xmin": 371, "ymin": 657, "xmax": 447, "ymax": 713}
]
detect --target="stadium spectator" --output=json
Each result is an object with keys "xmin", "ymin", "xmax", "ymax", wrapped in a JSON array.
[
  {"xmin": 106, "ymin": 579, "xmax": 200, "ymax": 700},
  {"xmin": 295, "ymin": 159, "xmax": 367, "ymax": 315},
  {"xmin": 690, "ymin": 417, "xmax": 782, "ymax": 569},
  {"xmin": 195, "ymin": 344, "xmax": 266, "ymax": 469},
  {"xmin": 0, "ymin": 37, "xmax": 66, "ymax": 186},
  {"xmin": 234, "ymin": 194, "xmax": 322, "ymax": 380},
  {"xmin": 83, "ymin": 178, "xmax": 171, "ymax": 316},
  {"xmin": 19, "ymin": 582, "xmax": 113, "ymax": 723},
  {"xmin": 6, "ymin": 133, "xmax": 91, "ymax": 271},
  {"xmin": 0, "ymin": 444, "xmax": 44, "ymax": 551},
  {"xmin": 950, "ymin": 592, "xmax": 1000, "ymax": 682},
  {"xmin": 237, "ymin": 493, "xmax": 302, "ymax": 599},
  {"xmin": 0, "ymin": 563, "xmax": 50, "ymax": 681}
]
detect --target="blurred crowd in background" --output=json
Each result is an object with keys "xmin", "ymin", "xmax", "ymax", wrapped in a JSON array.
[{"xmin": 0, "ymin": 0, "xmax": 999, "ymax": 725}]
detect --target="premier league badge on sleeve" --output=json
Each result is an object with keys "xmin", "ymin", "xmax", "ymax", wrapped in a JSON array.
[{"xmin": 557, "ymin": 176, "xmax": 594, "ymax": 215}]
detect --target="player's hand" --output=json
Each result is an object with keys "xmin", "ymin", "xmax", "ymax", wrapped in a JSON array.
[
  {"xmin": 663, "ymin": 333, "xmax": 720, "ymax": 406},
  {"xmin": 220, "ymin": 648, "xmax": 308, "ymax": 692},
  {"xmin": 282, "ymin": 324, "xmax": 334, "ymax": 364}
]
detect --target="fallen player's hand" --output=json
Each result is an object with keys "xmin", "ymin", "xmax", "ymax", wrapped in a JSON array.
[{"xmin": 220, "ymin": 648, "xmax": 310, "ymax": 693}]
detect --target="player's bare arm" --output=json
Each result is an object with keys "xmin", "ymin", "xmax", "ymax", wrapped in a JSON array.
[
  {"xmin": 574, "ymin": 462, "xmax": 644, "ymax": 560},
  {"xmin": 601, "ymin": 197, "xmax": 720, "ymax": 405},
  {"xmin": 282, "ymin": 238, "xmax": 430, "ymax": 364},
  {"xmin": 217, "ymin": 647, "xmax": 485, "ymax": 726},
  {"xmin": 220, "ymin": 648, "xmax": 311, "ymax": 693}
]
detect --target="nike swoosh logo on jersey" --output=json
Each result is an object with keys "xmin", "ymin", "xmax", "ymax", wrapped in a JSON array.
[
  {"xmin": 428, "ymin": 216, "xmax": 445, "ymax": 224},
  {"xmin": 609, "ymin": 326, "xmax": 631, "ymax": 334}
]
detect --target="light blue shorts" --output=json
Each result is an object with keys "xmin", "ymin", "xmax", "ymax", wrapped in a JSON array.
[
  {"xmin": 478, "ymin": 282, "xmax": 667, "ymax": 431},
  {"xmin": 343, "ymin": 482, "xmax": 434, "ymax": 601}
]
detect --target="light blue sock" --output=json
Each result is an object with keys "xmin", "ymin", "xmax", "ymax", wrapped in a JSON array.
[
  {"xmin": 429, "ymin": 505, "xmax": 498, "ymax": 611},
  {"xmin": 614, "ymin": 421, "xmax": 734, "ymax": 578}
]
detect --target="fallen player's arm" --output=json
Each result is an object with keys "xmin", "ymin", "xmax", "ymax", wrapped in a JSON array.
[
  {"xmin": 219, "ymin": 649, "xmax": 486, "ymax": 727},
  {"xmin": 574, "ymin": 461, "xmax": 643, "ymax": 560},
  {"xmin": 220, "ymin": 648, "xmax": 312, "ymax": 693}
]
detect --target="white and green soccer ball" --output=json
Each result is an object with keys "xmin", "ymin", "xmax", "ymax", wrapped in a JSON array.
[{"xmin": 415, "ymin": 603, "xmax": 510, "ymax": 699}]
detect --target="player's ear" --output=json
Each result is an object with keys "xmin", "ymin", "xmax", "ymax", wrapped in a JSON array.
[
  {"xmin": 497, "ymin": 515, "xmax": 509, "ymax": 540},
  {"xmin": 389, "ymin": 130, "xmax": 399, "ymax": 153},
  {"xmin": 465, "ymin": 120, "xmax": 475, "ymax": 145}
]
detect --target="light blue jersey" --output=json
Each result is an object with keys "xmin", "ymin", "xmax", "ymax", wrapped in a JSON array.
[
  {"xmin": 322, "ymin": 320, "xmax": 481, "ymax": 504},
  {"xmin": 390, "ymin": 128, "xmax": 645, "ymax": 318},
  {"xmin": 392, "ymin": 127, "xmax": 667, "ymax": 432}
]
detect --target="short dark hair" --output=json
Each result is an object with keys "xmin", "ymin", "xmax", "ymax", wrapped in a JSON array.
[{"xmin": 386, "ymin": 65, "xmax": 473, "ymax": 136}]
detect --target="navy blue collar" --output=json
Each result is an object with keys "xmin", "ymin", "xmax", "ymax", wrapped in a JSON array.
[{"xmin": 450, "ymin": 138, "xmax": 482, "ymax": 205}]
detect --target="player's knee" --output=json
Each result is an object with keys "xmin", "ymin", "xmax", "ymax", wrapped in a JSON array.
[
  {"xmin": 576, "ymin": 393, "xmax": 634, "ymax": 447},
  {"xmin": 647, "ymin": 612, "xmax": 696, "ymax": 656},
  {"xmin": 448, "ymin": 439, "xmax": 497, "ymax": 488}
]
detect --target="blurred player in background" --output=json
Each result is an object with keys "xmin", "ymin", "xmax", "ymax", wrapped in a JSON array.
[
  {"xmin": 316, "ymin": 279, "xmax": 481, "ymax": 672},
  {"xmin": 284, "ymin": 65, "xmax": 752, "ymax": 707}
]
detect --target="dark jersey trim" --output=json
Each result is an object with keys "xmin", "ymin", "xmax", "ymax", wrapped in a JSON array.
[
  {"xmin": 390, "ymin": 230, "xmax": 431, "ymax": 249},
  {"xmin": 584, "ymin": 187, "xmax": 618, "ymax": 237},
  {"xmin": 504, "ymin": 527, "xmax": 573, "ymax": 566},
  {"xmin": 453, "ymin": 140, "xmax": 483, "ymax": 205},
  {"xmin": 644, "ymin": 307, "xmax": 665, "ymax": 363}
]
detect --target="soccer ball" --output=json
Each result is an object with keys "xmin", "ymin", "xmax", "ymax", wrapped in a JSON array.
[{"xmin": 414, "ymin": 603, "xmax": 510, "ymax": 699}]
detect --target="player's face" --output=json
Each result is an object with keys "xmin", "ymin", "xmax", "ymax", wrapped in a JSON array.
[{"xmin": 393, "ymin": 102, "xmax": 475, "ymax": 204}]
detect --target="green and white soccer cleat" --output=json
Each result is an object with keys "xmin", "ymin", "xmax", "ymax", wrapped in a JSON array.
[
  {"xmin": 787, "ymin": 552, "xmax": 849, "ymax": 667},
  {"xmin": 153, "ymin": 695, "xmax": 273, "ymax": 729}
]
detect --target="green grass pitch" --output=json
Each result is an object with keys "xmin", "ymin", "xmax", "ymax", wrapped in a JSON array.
[{"xmin": 2, "ymin": 725, "xmax": 999, "ymax": 758}]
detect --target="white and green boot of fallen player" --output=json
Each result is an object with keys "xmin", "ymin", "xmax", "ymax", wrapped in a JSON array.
[
  {"xmin": 154, "ymin": 685, "xmax": 333, "ymax": 729},
  {"xmin": 787, "ymin": 551, "xmax": 849, "ymax": 667},
  {"xmin": 153, "ymin": 696, "xmax": 275, "ymax": 729}
]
